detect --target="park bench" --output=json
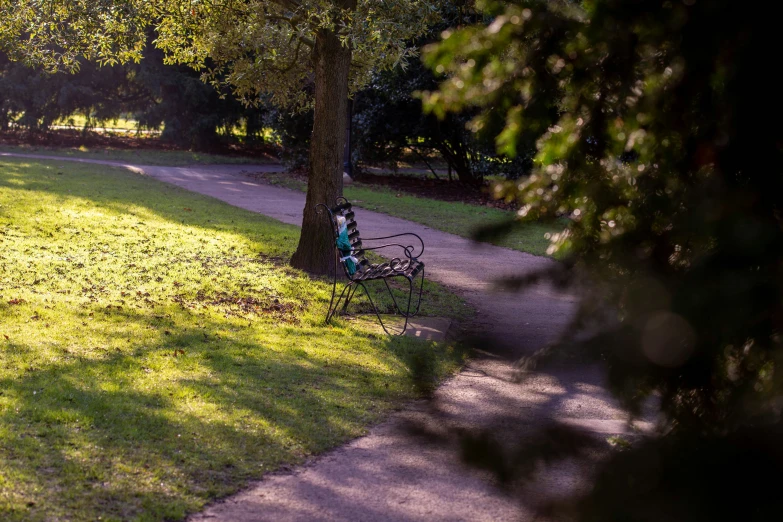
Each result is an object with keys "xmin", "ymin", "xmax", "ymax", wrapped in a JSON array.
[{"xmin": 317, "ymin": 197, "xmax": 425, "ymax": 335}]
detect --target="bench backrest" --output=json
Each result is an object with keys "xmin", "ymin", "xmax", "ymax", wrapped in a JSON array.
[{"xmin": 329, "ymin": 198, "xmax": 369, "ymax": 278}]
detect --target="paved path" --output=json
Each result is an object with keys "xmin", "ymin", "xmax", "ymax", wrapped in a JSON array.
[{"xmin": 2, "ymin": 153, "xmax": 640, "ymax": 520}]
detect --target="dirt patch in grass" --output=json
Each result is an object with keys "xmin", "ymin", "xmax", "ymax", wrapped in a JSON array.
[{"xmin": 171, "ymin": 291, "xmax": 301, "ymax": 322}]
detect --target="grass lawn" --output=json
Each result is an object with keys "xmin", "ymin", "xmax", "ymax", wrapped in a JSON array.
[
  {"xmin": 261, "ymin": 173, "xmax": 563, "ymax": 257},
  {"xmin": 0, "ymin": 144, "xmax": 272, "ymax": 167},
  {"xmin": 0, "ymin": 157, "xmax": 468, "ymax": 521}
]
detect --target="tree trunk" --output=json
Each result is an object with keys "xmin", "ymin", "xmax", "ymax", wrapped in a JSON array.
[{"xmin": 289, "ymin": 7, "xmax": 353, "ymax": 275}]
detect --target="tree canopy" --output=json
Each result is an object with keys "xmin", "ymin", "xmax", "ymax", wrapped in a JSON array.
[
  {"xmin": 1, "ymin": 0, "xmax": 440, "ymax": 273},
  {"xmin": 0, "ymin": 0, "xmax": 437, "ymax": 107},
  {"xmin": 426, "ymin": 0, "xmax": 782, "ymax": 432},
  {"xmin": 1, "ymin": 44, "xmax": 268, "ymax": 148},
  {"xmin": 424, "ymin": 0, "xmax": 783, "ymax": 517}
]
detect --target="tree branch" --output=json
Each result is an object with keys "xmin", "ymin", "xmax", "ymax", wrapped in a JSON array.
[
  {"xmin": 274, "ymin": 36, "xmax": 304, "ymax": 73},
  {"xmin": 412, "ymin": 146, "xmax": 441, "ymax": 180}
]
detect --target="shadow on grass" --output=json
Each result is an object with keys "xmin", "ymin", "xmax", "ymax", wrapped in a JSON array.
[{"xmin": 0, "ymin": 303, "xmax": 460, "ymax": 520}]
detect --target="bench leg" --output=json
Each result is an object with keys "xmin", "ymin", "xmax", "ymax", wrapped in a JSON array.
[
  {"xmin": 411, "ymin": 267, "xmax": 425, "ymax": 317},
  {"xmin": 357, "ymin": 282, "xmax": 410, "ymax": 336},
  {"xmin": 325, "ymin": 249, "xmax": 360, "ymax": 324},
  {"xmin": 342, "ymin": 284, "xmax": 359, "ymax": 313},
  {"xmin": 326, "ymin": 282, "xmax": 355, "ymax": 324},
  {"xmin": 325, "ymin": 249, "xmax": 340, "ymax": 323},
  {"xmin": 380, "ymin": 269, "xmax": 425, "ymax": 319},
  {"xmin": 326, "ymin": 270, "xmax": 425, "ymax": 336}
]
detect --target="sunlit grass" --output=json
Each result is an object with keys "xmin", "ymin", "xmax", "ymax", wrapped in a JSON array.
[
  {"xmin": 0, "ymin": 145, "xmax": 271, "ymax": 166},
  {"xmin": 261, "ymin": 173, "xmax": 562, "ymax": 257},
  {"xmin": 0, "ymin": 158, "xmax": 468, "ymax": 521},
  {"xmin": 346, "ymin": 185, "xmax": 562, "ymax": 257}
]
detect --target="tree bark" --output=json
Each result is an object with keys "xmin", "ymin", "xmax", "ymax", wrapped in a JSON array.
[{"xmin": 290, "ymin": 4, "xmax": 354, "ymax": 274}]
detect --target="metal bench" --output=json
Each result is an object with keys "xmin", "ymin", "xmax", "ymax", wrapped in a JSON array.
[{"xmin": 317, "ymin": 197, "xmax": 425, "ymax": 335}]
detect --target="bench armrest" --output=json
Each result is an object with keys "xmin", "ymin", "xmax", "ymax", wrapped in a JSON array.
[{"xmin": 361, "ymin": 233, "xmax": 425, "ymax": 261}]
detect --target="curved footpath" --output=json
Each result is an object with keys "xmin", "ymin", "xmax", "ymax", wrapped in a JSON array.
[{"xmin": 2, "ymin": 153, "xmax": 644, "ymax": 521}]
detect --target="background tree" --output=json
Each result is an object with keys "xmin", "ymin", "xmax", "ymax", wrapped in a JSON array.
[
  {"xmin": 264, "ymin": 103, "xmax": 314, "ymax": 170},
  {"xmin": 0, "ymin": 0, "xmax": 438, "ymax": 273},
  {"xmin": 424, "ymin": 0, "xmax": 783, "ymax": 518},
  {"xmin": 353, "ymin": 57, "xmax": 535, "ymax": 185},
  {"xmin": 353, "ymin": 60, "xmax": 488, "ymax": 185},
  {"xmin": 1, "ymin": 43, "xmax": 269, "ymax": 147},
  {"xmin": 0, "ymin": 53, "xmax": 148, "ymax": 133},
  {"xmin": 131, "ymin": 43, "xmax": 268, "ymax": 150},
  {"xmin": 352, "ymin": 2, "xmax": 538, "ymax": 185}
]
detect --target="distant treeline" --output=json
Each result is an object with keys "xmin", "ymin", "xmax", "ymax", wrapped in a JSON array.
[
  {"xmin": 0, "ymin": 45, "xmax": 268, "ymax": 149},
  {"xmin": 1, "ymin": 20, "xmax": 531, "ymax": 184}
]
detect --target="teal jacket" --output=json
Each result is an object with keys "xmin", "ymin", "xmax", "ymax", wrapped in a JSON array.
[{"xmin": 336, "ymin": 225, "xmax": 357, "ymax": 275}]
